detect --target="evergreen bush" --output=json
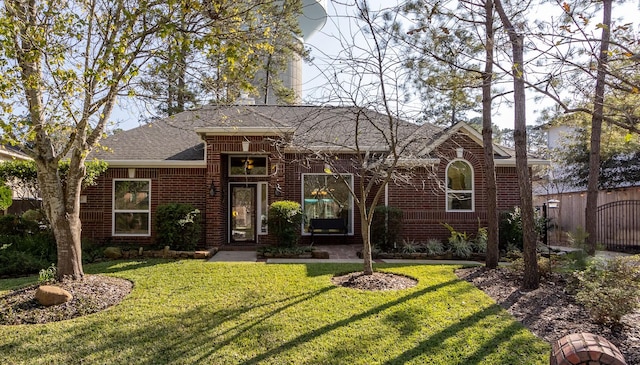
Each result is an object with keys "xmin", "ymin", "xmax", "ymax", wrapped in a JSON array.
[
  {"xmin": 573, "ymin": 256, "xmax": 640, "ymax": 325},
  {"xmin": 371, "ymin": 206, "xmax": 403, "ymax": 252},
  {"xmin": 155, "ymin": 203, "xmax": 201, "ymax": 251},
  {"xmin": 267, "ymin": 201, "xmax": 303, "ymax": 247}
]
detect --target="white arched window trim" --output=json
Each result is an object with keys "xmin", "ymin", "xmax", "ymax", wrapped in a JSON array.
[{"xmin": 445, "ymin": 159, "xmax": 475, "ymax": 212}]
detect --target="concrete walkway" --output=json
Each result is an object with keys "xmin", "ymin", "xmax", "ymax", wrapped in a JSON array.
[
  {"xmin": 207, "ymin": 245, "xmax": 485, "ymax": 265},
  {"xmin": 207, "ymin": 244, "xmax": 633, "ymax": 264}
]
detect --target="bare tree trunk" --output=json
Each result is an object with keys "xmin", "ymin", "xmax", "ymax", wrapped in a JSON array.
[
  {"xmin": 495, "ymin": 0, "xmax": 539, "ymax": 289},
  {"xmin": 360, "ymin": 214, "xmax": 374, "ymax": 275},
  {"xmin": 585, "ymin": 0, "xmax": 611, "ymax": 255},
  {"xmin": 483, "ymin": 0, "xmax": 499, "ymax": 269}
]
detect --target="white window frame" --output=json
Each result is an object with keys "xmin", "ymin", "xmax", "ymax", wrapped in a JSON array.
[
  {"xmin": 301, "ymin": 173, "xmax": 354, "ymax": 235},
  {"xmin": 112, "ymin": 178, "xmax": 152, "ymax": 237},
  {"xmin": 258, "ymin": 182, "xmax": 268, "ymax": 235},
  {"xmin": 227, "ymin": 182, "xmax": 269, "ymax": 237},
  {"xmin": 445, "ymin": 159, "xmax": 475, "ymax": 212},
  {"xmin": 228, "ymin": 155, "xmax": 269, "ymax": 177}
]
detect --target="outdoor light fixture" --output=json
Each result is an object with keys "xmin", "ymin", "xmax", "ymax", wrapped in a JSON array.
[
  {"xmin": 548, "ymin": 199, "xmax": 560, "ymax": 209},
  {"xmin": 242, "ymin": 139, "xmax": 250, "ymax": 152},
  {"xmin": 456, "ymin": 147, "xmax": 464, "ymax": 158},
  {"xmin": 209, "ymin": 182, "xmax": 217, "ymax": 197}
]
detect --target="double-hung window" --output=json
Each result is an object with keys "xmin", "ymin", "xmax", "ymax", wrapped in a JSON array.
[{"xmin": 113, "ymin": 179, "xmax": 151, "ymax": 236}]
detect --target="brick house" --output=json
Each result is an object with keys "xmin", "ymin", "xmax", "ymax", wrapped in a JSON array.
[{"xmin": 81, "ymin": 104, "xmax": 546, "ymax": 248}]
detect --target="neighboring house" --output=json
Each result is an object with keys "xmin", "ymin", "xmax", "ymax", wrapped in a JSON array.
[
  {"xmin": 0, "ymin": 145, "xmax": 39, "ymax": 215},
  {"xmin": 0, "ymin": 145, "xmax": 30, "ymax": 163},
  {"xmin": 535, "ymin": 123, "xmax": 640, "ymax": 250},
  {"xmin": 81, "ymin": 104, "xmax": 547, "ymax": 248}
]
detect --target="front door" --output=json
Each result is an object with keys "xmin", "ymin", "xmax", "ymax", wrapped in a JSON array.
[{"xmin": 230, "ymin": 185, "xmax": 256, "ymax": 243}]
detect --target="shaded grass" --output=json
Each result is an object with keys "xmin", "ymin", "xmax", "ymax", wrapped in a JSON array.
[{"xmin": 0, "ymin": 260, "xmax": 549, "ymax": 364}]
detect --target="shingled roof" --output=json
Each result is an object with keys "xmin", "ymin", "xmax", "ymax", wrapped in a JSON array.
[{"xmin": 93, "ymin": 104, "xmax": 446, "ymax": 162}]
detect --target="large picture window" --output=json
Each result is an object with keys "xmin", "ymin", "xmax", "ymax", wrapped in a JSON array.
[
  {"xmin": 446, "ymin": 160, "xmax": 474, "ymax": 211},
  {"xmin": 113, "ymin": 179, "xmax": 151, "ymax": 236},
  {"xmin": 302, "ymin": 174, "xmax": 353, "ymax": 234}
]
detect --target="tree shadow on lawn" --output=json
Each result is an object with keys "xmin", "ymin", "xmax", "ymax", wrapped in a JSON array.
[
  {"xmin": 1, "ymin": 285, "xmax": 338, "ymax": 365},
  {"xmin": 1, "ymin": 263, "xmax": 547, "ymax": 365},
  {"xmin": 237, "ymin": 278, "xmax": 460, "ymax": 365},
  {"xmin": 379, "ymin": 308, "xmax": 546, "ymax": 365},
  {"xmin": 86, "ymin": 259, "xmax": 175, "ymax": 275}
]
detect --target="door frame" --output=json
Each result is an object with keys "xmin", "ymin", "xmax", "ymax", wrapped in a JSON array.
[{"xmin": 227, "ymin": 182, "xmax": 269, "ymax": 243}]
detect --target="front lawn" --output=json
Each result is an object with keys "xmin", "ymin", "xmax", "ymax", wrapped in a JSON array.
[{"xmin": 0, "ymin": 260, "xmax": 549, "ymax": 364}]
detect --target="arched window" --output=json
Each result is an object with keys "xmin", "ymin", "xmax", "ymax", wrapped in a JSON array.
[{"xmin": 446, "ymin": 160, "xmax": 474, "ymax": 211}]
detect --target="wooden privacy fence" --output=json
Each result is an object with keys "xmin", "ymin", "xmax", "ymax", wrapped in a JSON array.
[
  {"xmin": 597, "ymin": 200, "xmax": 640, "ymax": 252},
  {"xmin": 535, "ymin": 187, "xmax": 640, "ymax": 251}
]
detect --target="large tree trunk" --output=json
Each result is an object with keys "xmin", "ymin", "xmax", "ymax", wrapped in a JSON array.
[
  {"xmin": 482, "ymin": 0, "xmax": 499, "ymax": 269},
  {"xmin": 36, "ymin": 159, "xmax": 85, "ymax": 280},
  {"xmin": 585, "ymin": 0, "xmax": 611, "ymax": 255},
  {"xmin": 495, "ymin": 0, "xmax": 539, "ymax": 289}
]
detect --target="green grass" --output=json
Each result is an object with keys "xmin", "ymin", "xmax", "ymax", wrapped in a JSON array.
[{"xmin": 0, "ymin": 260, "xmax": 549, "ymax": 364}]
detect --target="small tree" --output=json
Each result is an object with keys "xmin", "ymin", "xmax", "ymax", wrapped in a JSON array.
[{"xmin": 267, "ymin": 201, "xmax": 303, "ymax": 247}]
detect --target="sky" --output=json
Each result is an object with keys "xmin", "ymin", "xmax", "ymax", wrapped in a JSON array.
[
  {"xmin": 300, "ymin": 0, "xmax": 640, "ymax": 130},
  {"xmin": 113, "ymin": 0, "xmax": 640, "ymax": 131}
]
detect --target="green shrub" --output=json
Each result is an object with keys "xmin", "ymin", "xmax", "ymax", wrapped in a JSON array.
[
  {"xmin": 449, "ymin": 238, "xmax": 472, "ymax": 258},
  {"xmin": 0, "ymin": 214, "xmax": 40, "ymax": 236},
  {"xmin": 473, "ymin": 226, "xmax": 488, "ymax": 253},
  {"xmin": 268, "ymin": 200, "xmax": 303, "ymax": 247},
  {"xmin": 400, "ymin": 238, "xmax": 422, "ymax": 254},
  {"xmin": 82, "ymin": 239, "xmax": 104, "ymax": 263},
  {"xmin": 508, "ymin": 254, "xmax": 552, "ymax": 278},
  {"xmin": 443, "ymin": 223, "xmax": 472, "ymax": 258},
  {"xmin": 0, "ymin": 250, "xmax": 48, "ymax": 276},
  {"xmin": 499, "ymin": 207, "xmax": 546, "ymax": 252},
  {"xmin": 21, "ymin": 209, "xmax": 45, "ymax": 223},
  {"xmin": 155, "ymin": 203, "xmax": 201, "ymax": 251},
  {"xmin": 38, "ymin": 264, "xmax": 57, "ymax": 284},
  {"xmin": 0, "ymin": 212, "xmax": 55, "ymax": 277},
  {"xmin": 573, "ymin": 256, "xmax": 640, "ymax": 325},
  {"xmin": 371, "ymin": 206, "xmax": 403, "ymax": 252},
  {"xmin": 0, "ymin": 184, "xmax": 12, "ymax": 211},
  {"xmin": 425, "ymin": 239, "xmax": 444, "ymax": 256}
]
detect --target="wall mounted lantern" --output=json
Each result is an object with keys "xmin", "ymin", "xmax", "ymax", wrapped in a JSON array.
[{"xmin": 242, "ymin": 139, "xmax": 250, "ymax": 152}]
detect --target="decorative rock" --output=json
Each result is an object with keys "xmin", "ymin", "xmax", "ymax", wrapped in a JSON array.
[
  {"xmin": 35, "ymin": 285, "xmax": 73, "ymax": 307},
  {"xmin": 550, "ymin": 333, "xmax": 627, "ymax": 365},
  {"xmin": 194, "ymin": 251, "xmax": 208, "ymax": 259},
  {"xmin": 103, "ymin": 246, "xmax": 123, "ymax": 259}
]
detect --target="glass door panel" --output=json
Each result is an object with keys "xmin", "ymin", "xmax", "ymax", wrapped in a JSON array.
[{"xmin": 230, "ymin": 185, "xmax": 256, "ymax": 242}]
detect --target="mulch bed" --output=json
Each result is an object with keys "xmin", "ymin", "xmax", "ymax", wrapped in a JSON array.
[
  {"xmin": 456, "ymin": 266, "xmax": 640, "ymax": 365},
  {"xmin": 331, "ymin": 271, "xmax": 418, "ymax": 291},
  {"xmin": 0, "ymin": 275, "xmax": 132, "ymax": 325}
]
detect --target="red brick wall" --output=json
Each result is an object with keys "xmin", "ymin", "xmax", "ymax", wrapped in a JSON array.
[
  {"xmin": 387, "ymin": 132, "xmax": 521, "ymax": 243},
  {"xmin": 80, "ymin": 130, "xmax": 523, "ymax": 248},
  {"xmin": 81, "ymin": 167, "xmax": 206, "ymax": 246}
]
